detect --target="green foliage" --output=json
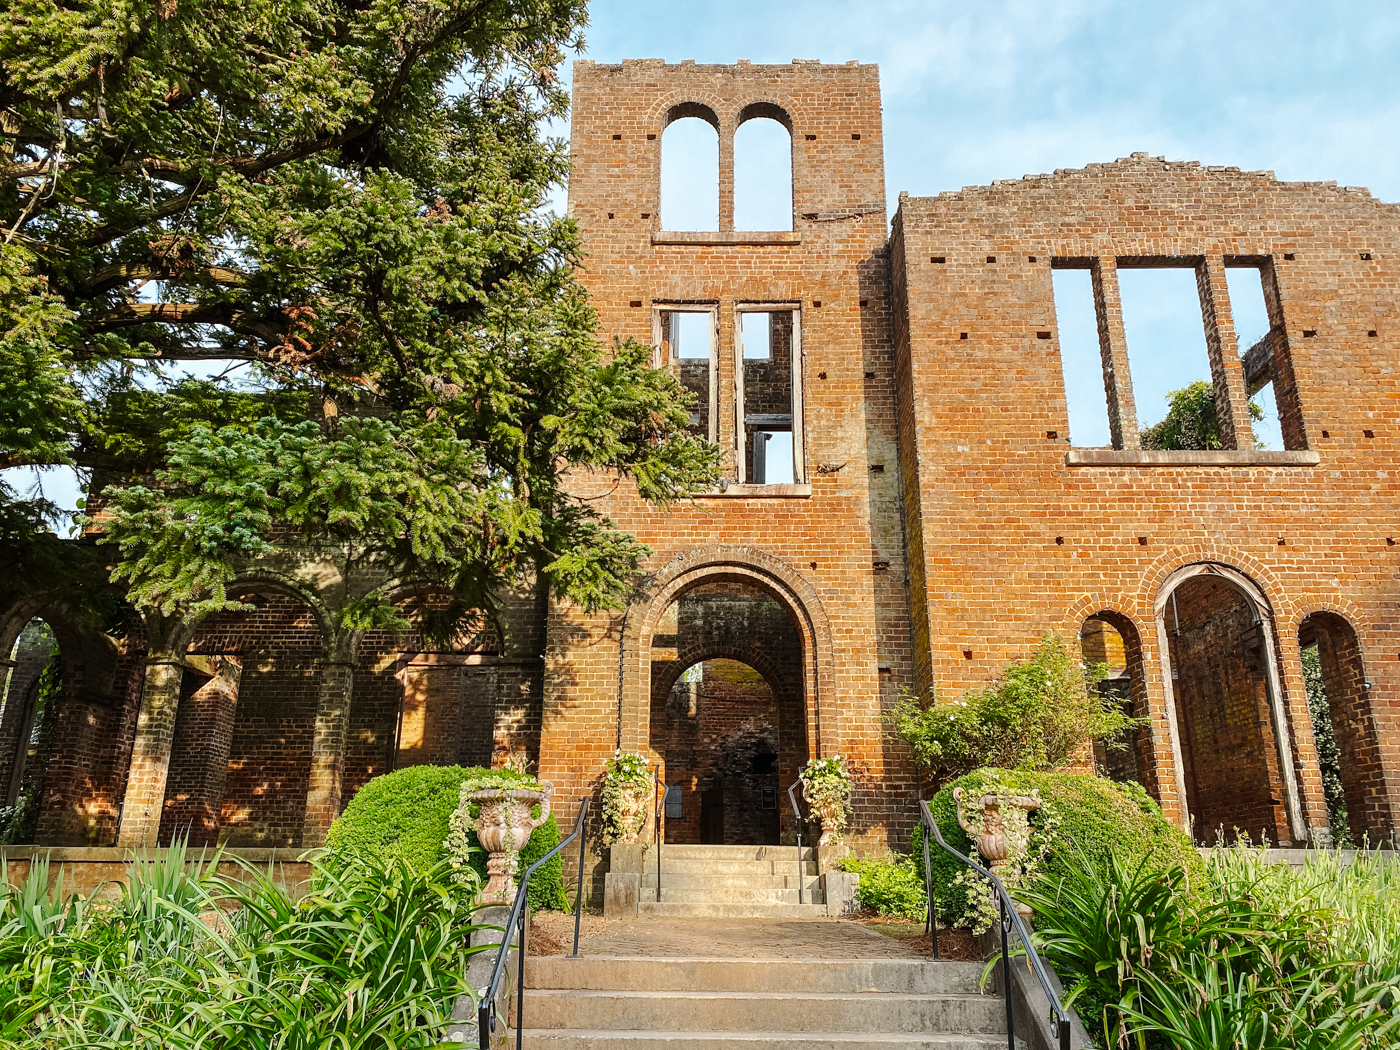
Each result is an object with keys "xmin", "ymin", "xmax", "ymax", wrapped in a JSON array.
[
  {"xmin": 0, "ymin": 647, "xmax": 63, "ymax": 845},
  {"xmin": 892, "ymin": 635, "xmax": 1142, "ymax": 786},
  {"xmin": 1139, "ymin": 379, "xmax": 1265, "ymax": 451},
  {"xmin": 915, "ymin": 769, "xmax": 1204, "ymax": 933},
  {"xmin": 1, "ymin": 0, "xmax": 721, "ymax": 635},
  {"xmin": 841, "ymin": 852, "xmax": 929, "ymax": 921},
  {"xmin": 326, "ymin": 764, "xmax": 566, "ymax": 910},
  {"xmin": 600, "ymin": 749, "xmax": 651, "ymax": 846},
  {"xmin": 0, "ymin": 840, "xmax": 487, "ymax": 1048},
  {"xmin": 799, "ymin": 754, "xmax": 853, "ymax": 839},
  {"xmin": 1302, "ymin": 644, "xmax": 1353, "ymax": 847},
  {"xmin": 1023, "ymin": 842, "xmax": 1400, "ymax": 1049}
]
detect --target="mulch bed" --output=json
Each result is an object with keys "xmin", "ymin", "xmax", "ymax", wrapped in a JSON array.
[{"xmin": 846, "ymin": 913, "xmax": 984, "ymax": 961}]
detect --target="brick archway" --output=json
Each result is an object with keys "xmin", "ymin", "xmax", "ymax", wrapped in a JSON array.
[{"xmin": 618, "ymin": 545, "xmax": 834, "ymax": 765}]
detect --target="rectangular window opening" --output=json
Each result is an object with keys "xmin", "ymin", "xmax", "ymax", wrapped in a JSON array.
[
  {"xmin": 1117, "ymin": 266, "xmax": 1216, "ymax": 450},
  {"xmin": 1226, "ymin": 265, "xmax": 1283, "ymax": 451},
  {"xmin": 658, "ymin": 308, "xmax": 716, "ymax": 441},
  {"xmin": 1051, "ymin": 267, "xmax": 1111, "ymax": 448},
  {"xmin": 738, "ymin": 308, "xmax": 801, "ymax": 485}
]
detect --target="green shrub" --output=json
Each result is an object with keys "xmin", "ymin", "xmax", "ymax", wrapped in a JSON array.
[
  {"xmin": 1023, "ymin": 842, "xmax": 1400, "ymax": 1049},
  {"xmin": 842, "ymin": 852, "xmax": 928, "ymax": 920},
  {"xmin": 891, "ymin": 635, "xmax": 1141, "ymax": 785},
  {"xmin": 914, "ymin": 769, "xmax": 1205, "ymax": 930},
  {"xmin": 1, "ymin": 840, "xmax": 483, "ymax": 1048},
  {"xmin": 326, "ymin": 764, "xmax": 567, "ymax": 911}
]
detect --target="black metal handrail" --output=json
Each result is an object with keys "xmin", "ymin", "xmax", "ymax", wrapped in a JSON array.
[
  {"xmin": 786, "ymin": 780, "xmax": 806, "ymax": 905},
  {"xmin": 652, "ymin": 769, "xmax": 670, "ymax": 903},
  {"xmin": 919, "ymin": 799, "xmax": 1073, "ymax": 1050},
  {"xmin": 476, "ymin": 796, "xmax": 590, "ymax": 1050}
]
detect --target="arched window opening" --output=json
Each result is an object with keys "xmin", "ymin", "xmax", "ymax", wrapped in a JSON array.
[
  {"xmin": 170, "ymin": 589, "xmax": 324, "ymax": 848},
  {"xmin": 734, "ymin": 115, "xmax": 792, "ymax": 231},
  {"xmin": 385, "ymin": 593, "xmax": 509, "ymax": 775},
  {"xmin": 1079, "ymin": 614, "xmax": 1152, "ymax": 793},
  {"xmin": 0, "ymin": 618, "xmax": 59, "ymax": 842},
  {"xmin": 1298, "ymin": 613, "xmax": 1391, "ymax": 847},
  {"xmin": 648, "ymin": 580, "xmax": 807, "ymax": 846},
  {"xmin": 660, "ymin": 114, "xmax": 719, "ymax": 232},
  {"xmin": 1160, "ymin": 569, "xmax": 1294, "ymax": 846}
]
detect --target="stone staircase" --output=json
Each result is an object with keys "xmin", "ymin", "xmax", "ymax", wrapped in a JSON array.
[
  {"xmin": 516, "ymin": 955, "xmax": 1008, "ymax": 1049},
  {"xmin": 635, "ymin": 843, "xmax": 828, "ymax": 918}
]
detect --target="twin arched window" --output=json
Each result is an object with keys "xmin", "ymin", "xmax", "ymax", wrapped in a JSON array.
[{"xmin": 659, "ymin": 103, "xmax": 793, "ymax": 232}]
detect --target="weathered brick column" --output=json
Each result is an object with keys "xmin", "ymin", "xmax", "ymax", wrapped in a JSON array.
[
  {"xmin": 301, "ymin": 656, "xmax": 356, "ymax": 846},
  {"xmin": 116, "ymin": 655, "xmax": 185, "ymax": 847}
]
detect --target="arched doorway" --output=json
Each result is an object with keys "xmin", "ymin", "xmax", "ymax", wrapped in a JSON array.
[
  {"xmin": 646, "ymin": 579, "xmax": 809, "ymax": 845},
  {"xmin": 1155, "ymin": 564, "xmax": 1303, "ymax": 845},
  {"xmin": 1078, "ymin": 612, "xmax": 1156, "ymax": 797},
  {"xmin": 1298, "ymin": 612, "xmax": 1391, "ymax": 845}
]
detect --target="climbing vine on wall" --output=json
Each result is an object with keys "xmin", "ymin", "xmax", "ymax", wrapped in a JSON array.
[{"xmin": 1302, "ymin": 644, "xmax": 1353, "ymax": 847}]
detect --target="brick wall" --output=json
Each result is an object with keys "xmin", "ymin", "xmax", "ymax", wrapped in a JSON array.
[
  {"xmin": 890, "ymin": 154, "xmax": 1400, "ymax": 844},
  {"xmin": 541, "ymin": 60, "xmax": 919, "ymax": 876}
]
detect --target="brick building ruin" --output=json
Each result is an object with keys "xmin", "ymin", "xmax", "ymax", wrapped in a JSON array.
[{"xmin": 4, "ymin": 59, "xmax": 1399, "ymax": 869}]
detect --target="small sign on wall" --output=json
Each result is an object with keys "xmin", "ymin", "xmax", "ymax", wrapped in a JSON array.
[
  {"xmin": 761, "ymin": 786, "xmax": 777, "ymax": 810},
  {"xmin": 665, "ymin": 784, "xmax": 683, "ymax": 819}
]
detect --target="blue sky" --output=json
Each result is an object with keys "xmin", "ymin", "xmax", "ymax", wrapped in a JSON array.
[{"xmin": 10, "ymin": 1, "xmax": 1396, "ymax": 518}]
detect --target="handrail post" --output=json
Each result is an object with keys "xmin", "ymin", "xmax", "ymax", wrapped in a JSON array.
[
  {"xmin": 653, "ymin": 767, "xmax": 663, "ymax": 903},
  {"xmin": 515, "ymin": 904, "xmax": 526, "ymax": 1050},
  {"xmin": 571, "ymin": 800, "xmax": 586, "ymax": 957},
  {"xmin": 1000, "ymin": 896, "xmax": 1015, "ymax": 1050},
  {"xmin": 787, "ymin": 781, "xmax": 805, "ymax": 905},
  {"xmin": 922, "ymin": 821, "xmax": 938, "ymax": 959}
]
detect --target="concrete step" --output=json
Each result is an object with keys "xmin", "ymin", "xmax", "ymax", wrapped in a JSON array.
[
  {"xmin": 517, "ymin": 989, "xmax": 1006, "ymax": 1035},
  {"xmin": 645, "ymin": 886, "xmax": 825, "ymax": 904},
  {"xmin": 638, "ymin": 873, "xmax": 820, "ymax": 891},
  {"xmin": 645, "ymin": 858, "xmax": 819, "ymax": 876},
  {"xmin": 636, "ymin": 901, "xmax": 833, "ymax": 919},
  {"xmin": 519, "ymin": 1031, "xmax": 1008, "ymax": 1049},
  {"xmin": 526, "ymin": 957, "xmax": 987, "ymax": 995},
  {"xmin": 658, "ymin": 844, "xmax": 815, "ymax": 861}
]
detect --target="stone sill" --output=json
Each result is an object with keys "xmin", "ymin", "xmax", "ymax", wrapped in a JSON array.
[
  {"xmin": 1, "ymin": 846, "xmax": 317, "ymax": 862},
  {"xmin": 651, "ymin": 231, "xmax": 800, "ymax": 246},
  {"xmin": 692, "ymin": 483, "xmax": 812, "ymax": 498},
  {"xmin": 1066, "ymin": 449, "xmax": 1320, "ymax": 468}
]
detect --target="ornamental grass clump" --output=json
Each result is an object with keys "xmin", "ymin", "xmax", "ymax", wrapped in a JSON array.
[
  {"xmin": 0, "ymin": 839, "xmax": 486, "ymax": 1049},
  {"xmin": 1022, "ymin": 842, "xmax": 1400, "ymax": 1050}
]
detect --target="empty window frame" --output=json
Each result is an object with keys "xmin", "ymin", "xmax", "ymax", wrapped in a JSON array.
[
  {"xmin": 734, "ymin": 108, "xmax": 793, "ymax": 232},
  {"xmin": 655, "ymin": 307, "xmax": 718, "ymax": 441},
  {"xmin": 1053, "ymin": 256, "xmax": 1303, "ymax": 452},
  {"xmin": 1116, "ymin": 264, "xmax": 1216, "ymax": 449},
  {"xmin": 660, "ymin": 106, "xmax": 720, "ymax": 232},
  {"xmin": 1051, "ymin": 266, "xmax": 1112, "ymax": 447},
  {"xmin": 1226, "ymin": 262, "xmax": 1285, "ymax": 450},
  {"xmin": 736, "ymin": 306, "xmax": 803, "ymax": 484}
]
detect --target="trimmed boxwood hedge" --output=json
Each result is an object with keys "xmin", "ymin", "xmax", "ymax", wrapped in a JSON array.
[
  {"xmin": 325, "ymin": 765, "xmax": 568, "ymax": 911},
  {"xmin": 912, "ymin": 770, "xmax": 1205, "ymax": 926}
]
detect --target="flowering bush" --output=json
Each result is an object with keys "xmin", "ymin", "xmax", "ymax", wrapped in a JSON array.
[
  {"xmin": 891, "ymin": 634, "xmax": 1141, "ymax": 787},
  {"xmin": 601, "ymin": 749, "xmax": 653, "ymax": 845},
  {"xmin": 799, "ymin": 754, "xmax": 853, "ymax": 841}
]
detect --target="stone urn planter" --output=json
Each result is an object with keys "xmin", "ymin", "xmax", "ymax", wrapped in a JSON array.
[
  {"xmin": 610, "ymin": 780, "xmax": 650, "ymax": 845},
  {"xmin": 952, "ymin": 787, "xmax": 1038, "ymax": 919},
  {"xmin": 470, "ymin": 781, "xmax": 553, "ymax": 903},
  {"xmin": 802, "ymin": 780, "xmax": 848, "ymax": 847}
]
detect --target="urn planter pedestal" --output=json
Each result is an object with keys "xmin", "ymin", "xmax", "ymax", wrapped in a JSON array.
[{"xmin": 470, "ymin": 783, "xmax": 553, "ymax": 904}]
